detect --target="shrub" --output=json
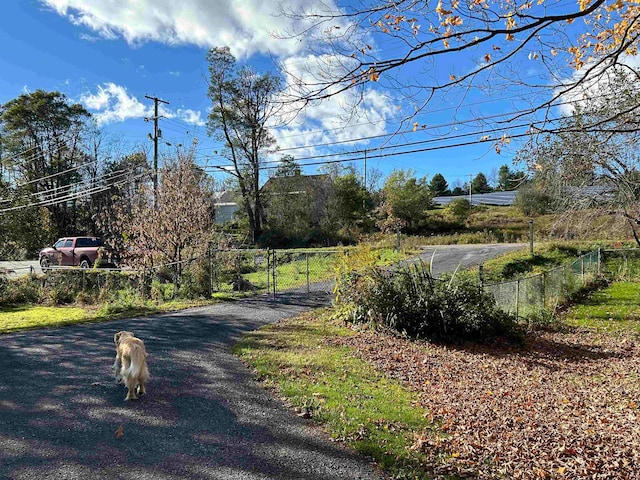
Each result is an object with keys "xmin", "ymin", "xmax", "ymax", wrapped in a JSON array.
[
  {"xmin": 514, "ymin": 185, "xmax": 555, "ymax": 215},
  {"xmin": 0, "ymin": 275, "xmax": 41, "ymax": 305},
  {"xmin": 334, "ymin": 261, "xmax": 523, "ymax": 344},
  {"xmin": 151, "ymin": 280, "xmax": 175, "ymax": 302},
  {"xmin": 97, "ymin": 287, "xmax": 147, "ymax": 316},
  {"xmin": 446, "ymin": 198, "xmax": 472, "ymax": 223}
]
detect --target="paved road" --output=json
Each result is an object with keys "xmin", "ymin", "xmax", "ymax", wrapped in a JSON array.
[
  {"xmin": 0, "ymin": 293, "xmax": 388, "ymax": 480},
  {"xmin": 0, "ymin": 243, "xmax": 526, "ymax": 479},
  {"xmin": 0, "ymin": 261, "xmax": 41, "ymax": 278},
  {"xmin": 411, "ymin": 243, "xmax": 527, "ymax": 277}
]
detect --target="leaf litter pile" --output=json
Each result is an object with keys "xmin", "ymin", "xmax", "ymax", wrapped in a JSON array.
[{"xmin": 335, "ymin": 328, "xmax": 640, "ymax": 479}]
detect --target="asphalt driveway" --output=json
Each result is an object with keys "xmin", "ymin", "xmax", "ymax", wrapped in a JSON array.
[
  {"xmin": 0, "ymin": 294, "xmax": 385, "ymax": 480},
  {"xmin": 0, "ymin": 243, "xmax": 526, "ymax": 479}
]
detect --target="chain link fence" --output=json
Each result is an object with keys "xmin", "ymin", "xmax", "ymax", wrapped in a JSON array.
[
  {"xmin": 483, "ymin": 250, "xmax": 601, "ymax": 318},
  {"xmin": 211, "ymin": 249, "xmax": 337, "ymax": 297},
  {"xmin": 600, "ymin": 248, "xmax": 640, "ymax": 280}
]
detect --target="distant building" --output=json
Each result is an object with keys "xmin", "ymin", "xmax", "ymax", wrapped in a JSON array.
[
  {"xmin": 261, "ymin": 174, "xmax": 331, "ymax": 196},
  {"xmin": 213, "ymin": 191, "xmax": 240, "ymax": 224},
  {"xmin": 261, "ymin": 174, "xmax": 332, "ymax": 227}
]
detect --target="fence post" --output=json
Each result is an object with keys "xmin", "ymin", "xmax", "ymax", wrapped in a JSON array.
[
  {"xmin": 529, "ymin": 219, "xmax": 534, "ymax": 256},
  {"xmin": 515, "ymin": 279, "xmax": 520, "ymax": 319},
  {"xmin": 478, "ymin": 264, "xmax": 484, "ymax": 287},
  {"xmin": 581, "ymin": 256, "xmax": 585, "ymax": 285},
  {"xmin": 266, "ymin": 248, "xmax": 270, "ymax": 296},
  {"xmin": 306, "ymin": 252, "xmax": 310, "ymax": 295},
  {"xmin": 541, "ymin": 272, "xmax": 546, "ymax": 310},
  {"xmin": 207, "ymin": 243, "xmax": 212, "ymax": 298},
  {"xmin": 597, "ymin": 248, "xmax": 601, "ymax": 276},
  {"xmin": 272, "ymin": 250, "xmax": 277, "ymax": 299}
]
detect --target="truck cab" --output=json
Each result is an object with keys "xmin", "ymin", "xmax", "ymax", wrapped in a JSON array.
[{"xmin": 39, "ymin": 237, "xmax": 114, "ymax": 270}]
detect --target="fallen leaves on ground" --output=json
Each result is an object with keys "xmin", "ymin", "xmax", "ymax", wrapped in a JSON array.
[
  {"xmin": 115, "ymin": 425, "xmax": 124, "ymax": 439},
  {"xmin": 333, "ymin": 327, "xmax": 640, "ymax": 479}
]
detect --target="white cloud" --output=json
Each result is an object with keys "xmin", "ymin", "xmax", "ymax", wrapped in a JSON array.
[
  {"xmin": 80, "ymin": 83, "xmax": 148, "ymax": 124},
  {"xmin": 555, "ymin": 55, "xmax": 640, "ymax": 116},
  {"xmin": 39, "ymin": 0, "xmax": 346, "ymax": 58},
  {"xmin": 176, "ymin": 108, "xmax": 206, "ymax": 127},
  {"xmin": 80, "ymin": 82, "xmax": 206, "ymax": 126},
  {"xmin": 272, "ymin": 54, "xmax": 397, "ymax": 160},
  {"xmin": 45, "ymin": 0, "xmax": 395, "ymax": 153}
]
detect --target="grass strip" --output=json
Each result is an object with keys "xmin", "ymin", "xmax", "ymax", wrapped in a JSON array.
[
  {"xmin": 0, "ymin": 299, "xmax": 216, "ymax": 334},
  {"xmin": 563, "ymin": 281, "xmax": 640, "ymax": 333},
  {"xmin": 233, "ymin": 310, "xmax": 438, "ymax": 479}
]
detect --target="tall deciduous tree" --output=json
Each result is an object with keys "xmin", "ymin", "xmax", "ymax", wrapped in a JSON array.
[
  {"xmin": 328, "ymin": 166, "xmax": 374, "ymax": 236},
  {"xmin": 379, "ymin": 169, "xmax": 432, "ymax": 233},
  {"xmin": 206, "ymin": 47, "xmax": 282, "ymax": 244},
  {"xmin": 517, "ymin": 77, "xmax": 640, "ymax": 245},
  {"xmin": 282, "ymin": 0, "xmax": 640, "ymax": 144},
  {"xmin": 112, "ymin": 147, "xmax": 216, "ymax": 277},
  {"xmin": 0, "ymin": 90, "xmax": 91, "ymax": 237}
]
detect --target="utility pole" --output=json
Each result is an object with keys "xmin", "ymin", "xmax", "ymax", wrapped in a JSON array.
[
  {"xmin": 145, "ymin": 95, "xmax": 169, "ymax": 207},
  {"xmin": 363, "ymin": 149, "xmax": 367, "ymax": 190}
]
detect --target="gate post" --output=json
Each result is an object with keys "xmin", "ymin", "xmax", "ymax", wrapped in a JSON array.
[
  {"xmin": 266, "ymin": 248, "xmax": 270, "ymax": 296},
  {"xmin": 306, "ymin": 252, "xmax": 310, "ymax": 295}
]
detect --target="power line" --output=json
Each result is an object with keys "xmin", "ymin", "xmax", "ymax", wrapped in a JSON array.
[{"xmin": 0, "ymin": 170, "xmax": 150, "ymax": 213}]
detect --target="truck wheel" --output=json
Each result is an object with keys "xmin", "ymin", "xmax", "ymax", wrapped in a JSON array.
[
  {"xmin": 40, "ymin": 256, "xmax": 50, "ymax": 272},
  {"xmin": 79, "ymin": 258, "xmax": 91, "ymax": 269}
]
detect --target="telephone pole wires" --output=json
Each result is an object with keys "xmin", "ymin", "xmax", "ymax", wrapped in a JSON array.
[{"xmin": 145, "ymin": 95, "xmax": 169, "ymax": 207}]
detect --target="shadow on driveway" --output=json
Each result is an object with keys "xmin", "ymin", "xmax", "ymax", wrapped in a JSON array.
[{"xmin": 0, "ymin": 293, "xmax": 383, "ymax": 479}]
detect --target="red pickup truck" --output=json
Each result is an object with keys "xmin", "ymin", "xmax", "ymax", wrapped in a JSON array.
[{"xmin": 39, "ymin": 237, "xmax": 117, "ymax": 270}]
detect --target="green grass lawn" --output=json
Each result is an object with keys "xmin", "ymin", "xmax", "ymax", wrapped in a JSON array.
[
  {"xmin": 0, "ymin": 305, "xmax": 90, "ymax": 333},
  {"xmin": 233, "ymin": 311, "xmax": 437, "ymax": 479},
  {"xmin": 0, "ymin": 298, "xmax": 216, "ymax": 335},
  {"xmin": 563, "ymin": 281, "xmax": 640, "ymax": 333},
  {"xmin": 229, "ymin": 247, "xmax": 408, "ymax": 293}
]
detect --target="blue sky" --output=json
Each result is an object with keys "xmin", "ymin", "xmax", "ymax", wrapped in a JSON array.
[{"xmin": 0, "ymin": 0, "xmax": 576, "ymax": 190}]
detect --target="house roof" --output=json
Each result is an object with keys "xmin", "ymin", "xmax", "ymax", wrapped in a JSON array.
[
  {"xmin": 261, "ymin": 174, "xmax": 331, "ymax": 193},
  {"xmin": 213, "ymin": 191, "xmax": 238, "ymax": 205}
]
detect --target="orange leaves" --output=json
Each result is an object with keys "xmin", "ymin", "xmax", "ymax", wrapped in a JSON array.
[
  {"xmin": 436, "ymin": 0, "xmax": 453, "ymax": 15},
  {"xmin": 495, "ymin": 133, "xmax": 511, "ymax": 154},
  {"xmin": 337, "ymin": 326, "xmax": 640, "ymax": 479},
  {"xmin": 578, "ymin": 0, "xmax": 592, "ymax": 11},
  {"xmin": 484, "ymin": 53, "xmax": 492, "ymax": 63},
  {"xmin": 443, "ymin": 15, "xmax": 463, "ymax": 27},
  {"xmin": 568, "ymin": 46, "xmax": 585, "ymax": 69},
  {"xmin": 605, "ymin": 0, "xmax": 625, "ymax": 11},
  {"xmin": 115, "ymin": 425, "xmax": 124, "ymax": 439}
]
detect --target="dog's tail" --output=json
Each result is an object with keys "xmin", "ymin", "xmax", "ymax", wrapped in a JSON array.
[{"xmin": 123, "ymin": 342, "xmax": 149, "ymax": 380}]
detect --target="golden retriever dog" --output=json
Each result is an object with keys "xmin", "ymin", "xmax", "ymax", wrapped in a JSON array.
[{"xmin": 113, "ymin": 331, "xmax": 149, "ymax": 401}]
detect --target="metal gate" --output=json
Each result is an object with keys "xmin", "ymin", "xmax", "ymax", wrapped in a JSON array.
[{"xmin": 210, "ymin": 248, "xmax": 336, "ymax": 298}]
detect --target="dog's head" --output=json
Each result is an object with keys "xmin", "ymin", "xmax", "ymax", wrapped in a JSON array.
[{"xmin": 114, "ymin": 331, "xmax": 135, "ymax": 347}]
